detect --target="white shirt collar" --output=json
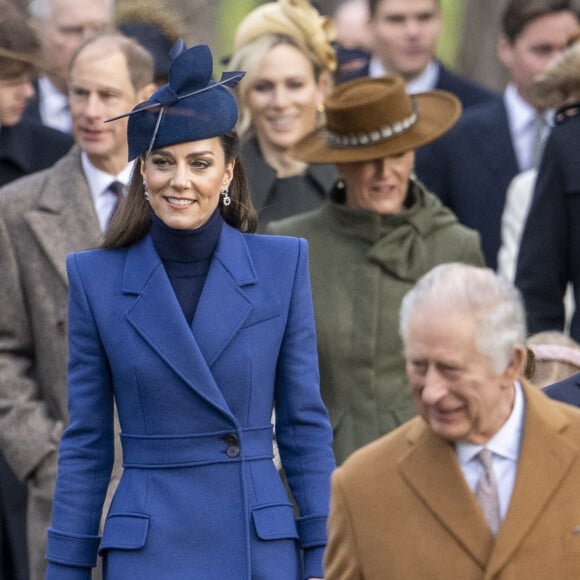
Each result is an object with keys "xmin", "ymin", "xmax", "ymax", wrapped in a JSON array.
[
  {"xmin": 38, "ymin": 76, "xmax": 71, "ymax": 134},
  {"xmin": 81, "ymin": 152, "xmax": 134, "ymax": 231},
  {"xmin": 368, "ymin": 57, "xmax": 439, "ymax": 95},
  {"xmin": 456, "ymin": 380, "xmax": 525, "ymax": 466},
  {"xmin": 503, "ymin": 83, "xmax": 538, "ymax": 137}
]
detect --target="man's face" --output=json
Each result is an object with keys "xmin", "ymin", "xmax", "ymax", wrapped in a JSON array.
[
  {"xmin": 498, "ymin": 10, "xmax": 579, "ymax": 105},
  {"xmin": 37, "ymin": 0, "xmax": 111, "ymax": 93},
  {"xmin": 370, "ymin": 0, "xmax": 442, "ymax": 81},
  {"xmin": 0, "ymin": 73, "xmax": 35, "ymax": 126},
  {"xmin": 404, "ymin": 306, "xmax": 519, "ymax": 445},
  {"xmin": 68, "ymin": 41, "xmax": 140, "ymax": 174}
]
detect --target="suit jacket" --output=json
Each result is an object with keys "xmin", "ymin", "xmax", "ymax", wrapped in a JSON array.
[
  {"xmin": 415, "ymin": 97, "xmax": 519, "ymax": 269},
  {"xmin": 515, "ymin": 112, "xmax": 580, "ymax": 340},
  {"xmin": 325, "ymin": 380, "xmax": 580, "ymax": 579},
  {"xmin": 0, "ymin": 147, "xmax": 117, "ymax": 580},
  {"xmin": 544, "ymin": 372, "xmax": 580, "ymax": 407},
  {"xmin": 46, "ymin": 228, "xmax": 335, "ymax": 580},
  {"xmin": 0, "ymin": 121, "xmax": 73, "ymax": 187}
]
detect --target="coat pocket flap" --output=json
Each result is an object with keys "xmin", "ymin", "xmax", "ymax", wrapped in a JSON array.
[
  {"xmin": 99, "ymin": 513, "xmax": 150, "ymax": 553},
  {"xmin": 252, "ymin": 504, "xmax": 299, "ymax": 541}
]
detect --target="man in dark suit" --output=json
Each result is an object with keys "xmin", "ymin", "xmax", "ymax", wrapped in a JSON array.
[
  {"xmin": 544, "ymin": 372, "xmax": 580, "ymax": 406},
  {"xmin": 0, "ymin": 33, "xmax": 155, "ymax": 580},
  {"xmin": 325, "ymin": 263, "xmax": 580, "ymax": 579},
  {"xmin": 344, "ymin": 0, "xmax": 496, "ymax": 108},
  {"xmin": 0, "ymin": 5, "xmax": 73, "ymax": 579},
  {"xmin": 415, "ymin": 0, "xmax": 580, "ymax": 269}
]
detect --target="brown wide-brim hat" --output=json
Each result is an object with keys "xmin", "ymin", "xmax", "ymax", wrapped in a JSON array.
[{"xmin": 291, "ymin": 76, "xmax": 461, "ymax": 164}]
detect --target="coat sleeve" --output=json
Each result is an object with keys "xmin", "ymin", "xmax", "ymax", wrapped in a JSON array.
[
  {"xmin": 0, "ymin": 215, "xmax": 62, "ymax": 481},
  {"xmin": 45, "ymin": 253, "xmax": 115, "ymax": 580},
  {"xmin": 324, "ymin": 469, "xmax": 363, "ymax": 580},
  {"xmin": 273, "ymin": 238, "xmax": 336, "ymax": 579},
  {"xmin": 515, "ymin": 129, "xmax": 569, "ymax": 335}
]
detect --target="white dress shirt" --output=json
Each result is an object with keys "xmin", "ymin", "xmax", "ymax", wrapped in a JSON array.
[
  {"xmin": 456, "ymin": 380, "xmax": 525, "ymax": 521},
  {"xmin": 38, "ymin": 77, "xmax": 72, "ymax": 134},
  {"xmin": 503, "ymin": 84, "xmax": 551, "ymax": 172},
  {"xmin": 368, "ymin": 56, "xmax": 439, "ymax": 95},
  {"xmin": 81, "ymin": 152, "xmax": 133, "ymax": 232}
]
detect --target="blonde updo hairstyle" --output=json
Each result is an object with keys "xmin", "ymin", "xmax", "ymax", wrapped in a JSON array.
[{"xmin": 229, "ymin": 0, "xmax": 337, "ymax": 141}]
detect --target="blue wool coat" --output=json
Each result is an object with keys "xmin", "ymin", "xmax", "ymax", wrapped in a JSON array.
[{"xmin": 45, "ymin": 225, "xmax": 335, "ymax": 580}]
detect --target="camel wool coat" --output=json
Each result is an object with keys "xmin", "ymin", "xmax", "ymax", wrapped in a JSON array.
[{"xmin": 325, "ymin": 380, "xmax": 580, "ymax": 579}]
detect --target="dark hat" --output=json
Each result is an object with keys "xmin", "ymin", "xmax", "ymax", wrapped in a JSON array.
[
  {"xmin": 118, "ymin": 22, "xmax": 173, "ymax": 81},
  {"xmin": 113, "ymin": 42, "xmax": 244, "ymax": 160},
  {"xmin": 290, "ymin": 76, "xmax": 461, "ymax": 164}
]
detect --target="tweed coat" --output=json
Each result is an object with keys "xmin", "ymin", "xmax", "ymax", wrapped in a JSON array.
[
  {"xmin": 325, "ymin": 380, "xmax": 580, "ymax": 579},
  {"xmin": 45, "ymin": 227, "xmax": 335, "ymax": 580},
  {"xmin": 0, "ymin": 146, "xmax": 120, "ymax": 580},
  {"xmin": 268, "ymin": 181, "xmax": 484, "ymax": 464}
]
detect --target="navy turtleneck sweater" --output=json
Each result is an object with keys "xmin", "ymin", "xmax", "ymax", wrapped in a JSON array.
[{"xmin": 150, "ymin": 208, "xmax": 223, "ymax": 325}]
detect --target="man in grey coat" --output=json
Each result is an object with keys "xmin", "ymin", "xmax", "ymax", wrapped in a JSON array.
[{"xmin": 0, "ymin": 33, "xmax": 155, "ymax": 580}]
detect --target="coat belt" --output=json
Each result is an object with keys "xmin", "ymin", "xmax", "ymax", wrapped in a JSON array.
[{"xmin": 121, "ymin": 425, "xmax": 274, "ymax": 468}]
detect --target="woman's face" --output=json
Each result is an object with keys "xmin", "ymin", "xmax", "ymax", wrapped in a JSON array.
[
  {"xmin": 246, "ymin": 43, "xmax": 326, "ymax": 152},
  {"xmin": 337, "ymin": 151, "xmax": 415, "ymax": 214},
  {"xmin": 141, "ymin": 138, "xmax": 234, "ymax": 230}
]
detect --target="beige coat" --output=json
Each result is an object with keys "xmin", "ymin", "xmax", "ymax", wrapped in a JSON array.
[
  {"xmin": 325, "ymin": 380, "xmax": 580, "ymax": 579},
  {"xmin": 0, "ymin": 147, "xmax": 120, "ymax": 580}
]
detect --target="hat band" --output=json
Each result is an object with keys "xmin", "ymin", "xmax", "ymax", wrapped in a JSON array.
[{"xmin": 325, "ymin": 103, "xmax": 418, "ymax": 149}]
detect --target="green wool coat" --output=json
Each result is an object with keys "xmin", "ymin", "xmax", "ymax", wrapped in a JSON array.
[{"xmin": 268, "ymin": 180, "xmax": 485, "ymax": 464}]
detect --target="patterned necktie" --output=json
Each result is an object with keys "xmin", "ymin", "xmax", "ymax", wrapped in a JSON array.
[
  {"xmin": 475, "ymin": 448, "xmax": 501, "ymax": 535},
  {"xmin": 107, "ymin": 181, "xmax": 125, "ymax": 228}
]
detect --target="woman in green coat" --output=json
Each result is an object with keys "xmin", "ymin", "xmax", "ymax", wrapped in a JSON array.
[{"xmin": 268, "ymin": 76, "xmax": 485, "ymax": 464}]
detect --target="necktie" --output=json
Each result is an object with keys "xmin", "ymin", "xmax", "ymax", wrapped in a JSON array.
[
  {"xmin": 475, "ymin": 448, "xmax": 501, "ymax": 535},
  {"xmin": 107, "ymin": 181, "xmax": 125, "ymax": 228},
  {"xmin": 531, "ymin": 115, "xmax": 549, "ymax": 169}
]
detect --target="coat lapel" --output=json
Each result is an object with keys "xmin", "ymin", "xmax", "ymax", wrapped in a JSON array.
[
  {"xmin": 24, "ymin": 147, "xmax": 101, "ymax": 284},
  {"xmin": 124, "ymin": 226, "xmax": 256, "ymax": 417},
  {"xmin": 486, "ymin": 381, "xmax": 578, "ymax": 577},
  {"xmin": 399, "ymin": 420, "xmax": 494, "ymax": 568},
  {"xmin": 191, "ymin": 225, "xmax": 256, "ymax": 367}
]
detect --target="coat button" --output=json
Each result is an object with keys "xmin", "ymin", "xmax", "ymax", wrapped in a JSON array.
[
  {"xmin": 226, "ymin": 445, "xmax": 240, "ymax": 458},
  {"xmin": 223, "ymin": 433, "xmax": 239, "ymax": 446}
]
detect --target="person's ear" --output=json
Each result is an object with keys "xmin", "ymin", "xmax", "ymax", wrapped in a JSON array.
[{"xmin": 497, "ymin": 35, "xmax": 514, "ymax": 70}]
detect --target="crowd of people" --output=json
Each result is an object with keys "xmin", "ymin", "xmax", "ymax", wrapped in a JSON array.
[{"xmin": 1, "ymin": 0, "xmax": 580, "ymax": 579}]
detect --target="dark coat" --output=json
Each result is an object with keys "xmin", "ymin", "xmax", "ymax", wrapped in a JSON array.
[
  {"xmin": 0, "ymin": 121, "xmax": 73, "ymax": 186},
  {"xmin": 415, "ymin": 97, "xmax": 518, "ymax": 269},
  {"xmin": 515, "ymin": 109, "xmax": 580, "ymax": 340},
  {"xmin": 45, "ymin": 227, "xmax": 335, "ymax": 579},
  {"xmin": 544, "ymin": 372, "xmax": 580, "ymax": 407}
]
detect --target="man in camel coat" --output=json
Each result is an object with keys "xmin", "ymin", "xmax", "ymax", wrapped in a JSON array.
[{"xmin": 325, "ymin": 263, "xmax": 580, "ymax": 579}]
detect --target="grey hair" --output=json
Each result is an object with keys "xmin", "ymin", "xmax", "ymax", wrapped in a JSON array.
[
  {"xmin": 399, "ymin": 263, "xmax": 527, "ymax": 373},
  {"xmin": 28, "ymin": 0, "xmax": 115, "ymax": 19}
]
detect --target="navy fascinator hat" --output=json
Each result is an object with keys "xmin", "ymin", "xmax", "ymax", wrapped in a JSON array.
[{"xmin": 109, "ymin": 41, "xmax": 245, "ymax": 160}]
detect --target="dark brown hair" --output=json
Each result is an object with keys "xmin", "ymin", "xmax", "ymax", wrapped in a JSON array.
[
  {"xmin": 101, "ymin": 130, "xmax": 258, "ymax": 249},
  {"xmin": 502, "ymin": 0, "xmax": 580, "ymax": 43},
  {"xmin": 367, "ymin": 0, "xmax": 440, "ymax": 18}
]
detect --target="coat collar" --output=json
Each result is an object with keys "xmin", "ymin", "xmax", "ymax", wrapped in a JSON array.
[
  {"xmin": 399, "ymin": 380, "xmax": 577, "ymax": 574},
  {"xmin": 24, "ymin": 146, "xmax": 101, "ymax": 284},
  {"xmin": 123, "ymin": 223, "xmax": 257, "ymax": 417}
]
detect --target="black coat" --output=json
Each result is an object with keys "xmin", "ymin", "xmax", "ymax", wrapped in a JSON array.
[
  {"xmin": 515, "ymin": 107, "xmax": 580, "ymax": 340},
  {"xmin": 0, "ymin": 121, "xmax": 73, "ymax": 187}
]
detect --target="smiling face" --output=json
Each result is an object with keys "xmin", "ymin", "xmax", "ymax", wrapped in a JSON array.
[
  {"xmin": 140, "ymin": 138, "xmax": 234, "ymax": 230},
  {"xmin": 337, "ymin": 151, "xmax": 415, "ymax": 214},
  {"xmin": 370, "ymin": 0, "xmax": 442, "ymax": 81},
  {"xmin": 246, "ymin": 42, "xmax": 326, "ymax": 153},
  {"xmin": 404, "ymin": 306, "xmax": 519, "ymax": 444}
]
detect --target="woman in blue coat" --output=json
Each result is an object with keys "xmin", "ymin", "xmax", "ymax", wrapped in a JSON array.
[{"xmin": 45, "ymin": 42, "xmax": 335, "ymax": 580}]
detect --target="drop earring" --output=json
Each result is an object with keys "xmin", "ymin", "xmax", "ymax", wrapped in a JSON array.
[
  {"xmin": 220, "ymin": 186, "xmax": 231, "ymax": 206},
  {"xmin": 143, "ymin": 181, "xmax": 149, "ymax": 200}
]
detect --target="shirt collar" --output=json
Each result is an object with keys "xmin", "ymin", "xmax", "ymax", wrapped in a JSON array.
[
  {"xmin": 81, "ymin": 151, "xmax": 133, "ymax": 201},
  {"xmin": 503, "ymin": 83, "xmax": 540, "ymax": 135},
  {"xmin": 456, "ymin": 380, "xmax": 525, "ymax": 466},
  {"xmin": 368, "ymin": 57, "xmax": 439, "ymax": 95}
]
